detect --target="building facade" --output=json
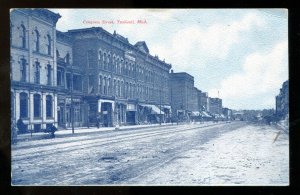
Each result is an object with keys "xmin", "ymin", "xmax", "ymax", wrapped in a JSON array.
[
  {"xmin": 169, "ymin": 71, "xmax": 197, "ymax": 119},
  {"xmin": 56, "ymin": 31, "xmax": 86, "ymax": 129},
  {"xmin": 209, "ymin": 97, "xmax": 222, "ymax": 115},
  {"xmin": 67, "ymin": 27, "xmax": 172, "ymax": 126},
  {"xmin": 10, "ymin": 9, "xmax": 61, "ymax": 132},
  {"xmin": 275, "ymin": 80, "xmax": 289, "ymax": 119}
]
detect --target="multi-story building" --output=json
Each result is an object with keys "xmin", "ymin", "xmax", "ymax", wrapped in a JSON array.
[
  {"xmin": 275, "ymin": 80, "xmax": 289, "ymax": 119},
  {"xmin": 222, "ymin": 107, "xmax": 232, "ymax": 120},
  {"xmin": 198, "ymin": 91, "xmax": 209, "ymax": 112},
  {"xmin": 169, "ymin": 71, "xmax": 196, "ymax": 119},
  {"xmin": 10, "ymin": 9, "xmax": 61, "ymax": 132},
  {"xmin": 67, "ymin": 27, "xmax": 172, "ymax": 126},
  {"xmin": 209, "ymin": 97, "xmax": 222, "ymax": 115},
  {"xmin": 56, "ymin": 31, "xmax": 85, "ymax": 128}
]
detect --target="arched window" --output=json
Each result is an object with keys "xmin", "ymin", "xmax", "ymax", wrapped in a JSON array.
[
  {"xmin": 33, "ymin": 94, "xmax": 41, "ymax": 118},
  {"xmin": 21, "ymin": 25, "xmax": 26, "ymax": 48},
  {"xmin": 66, "ymin": 53, "xmax": 70, "ymax": 64},
  {"xmin": 34, "ymin": 29, "xmax": 40, "ymax": 52},
  {"xmin": 99, "ymin": 75, "xmax": 103, "ymax": 94},
  {"xmin": 47, "ymin": 64, "xmax": 52, "ymax": 85},
  {"xmin": 34, "ymin": 61, "xmax": 40, "ymax": 84},
  {"xmin": 47, "ymin": 34, "xmax": 51, "ymax": 55},
  {"xmin": 46, "ymin": 95, "xmax": 53, "ymax": 117},
  {"xmin": 98, "ymin": 50, "xmax": 102, "ymax": 69},
  {"xmin": 20, "ymin": 58, "xmax": 27, "ymax": 82},
  {"xmin": 20, "ymin": 92, "xmax": 28, "ymax": 118},
  {"xmin": 56, "ymin": 50, "xmax": 60, "ymax": 58}
]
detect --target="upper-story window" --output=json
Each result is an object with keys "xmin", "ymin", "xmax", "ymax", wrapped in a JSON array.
[
  {"xmin": 34, "ymin": 29, "xmax": 40, "ymax": 52},
  {"xmin": 20, "ymin": 58, "xmax": 27, "ymax": 82},
  {"xmin": 66, "ymin": 53, "xmax": 70, "ymax": 64},
  {"xmin": 98, "ymin": 50, "xmax": 102, "ymax": 69},
  {"xmin": 20, "ymin": 24, "xmax": 26, "ymax": 48},
  {"xmin": 34, "ymin": 61, "xmax": 40, "ymax": 84},
  {"xmin": 47, "ymin": 34, "xmax": 51, "ymax": 55},
  {"xmin": 47, "ymin": 64, "xmax": 52, "ymax": 85}
]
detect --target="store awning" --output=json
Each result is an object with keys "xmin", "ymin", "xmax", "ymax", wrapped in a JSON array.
[
  {"xmin": 201, "ymin": 111, "xmax": 212, "ymax": 118},
  {"xmin": 139, "ymin": 104, "xmax": 165, "ymax": 115},
  {"xmin": 191, "ymin": 111, "xmax": 200, "ymax": 116}
]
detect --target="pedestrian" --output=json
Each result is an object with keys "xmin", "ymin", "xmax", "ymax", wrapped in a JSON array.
[
  {"xmin": 96, "ymin": 114, "xmax": 100, "ymax": 129},
  {"xmin": 46, "ymin": 124, "xmax": 57, "ymax": 138},
  {"xmin": 17, "ymin": 118, "xmax": 26, "ymax": 134},
  {"xmin": 11, "ymin": 119, "xmax": 17, "ymax": 144}
]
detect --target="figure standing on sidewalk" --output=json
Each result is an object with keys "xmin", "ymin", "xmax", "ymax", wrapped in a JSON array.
[{"xmin": 96, "ymin": 114, "xmax": 101, "ymax": 129}]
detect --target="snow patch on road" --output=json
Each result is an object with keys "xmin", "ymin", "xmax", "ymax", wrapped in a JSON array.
[{"xmin": 135, "ymin": 125, "xmax": 289, "ymax": 185}]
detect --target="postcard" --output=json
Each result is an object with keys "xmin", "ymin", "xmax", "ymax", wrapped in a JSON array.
[{"xmin": 10, "ymin": 8, "xmax": 288, "ymax": 186}]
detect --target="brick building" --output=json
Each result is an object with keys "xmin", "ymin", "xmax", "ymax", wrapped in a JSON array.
[
  {"xmin": 10, "ymin": 9, "xmax": 61, "ymax": 132},
  {"xmin": 169, "ymin": 71, "xmax": 197, "ymax": 120},
  {"xmin": 56, "ymin": 31, "xmax": 86, "ymax": 128},
  {"xmin": 209, "ymin": 97, "xmax": 222, "ymax": 115},
  {"xmin": 67, "ymin": 27, "xmax": 172, "ymax": 126}
]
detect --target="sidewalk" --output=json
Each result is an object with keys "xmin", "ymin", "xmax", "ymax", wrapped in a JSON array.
[{"xmin": 15, "ymin": 123, "xmax": 177, "ymax": 142}]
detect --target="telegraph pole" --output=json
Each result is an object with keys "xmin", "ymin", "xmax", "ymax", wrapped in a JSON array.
[
  {"xmin": 159, "ymin": 89, "xmax": 162, "ymax": 125},
  {"xmin": 71, "ymin": 62, "xmax": 74, "ymax": 134}
]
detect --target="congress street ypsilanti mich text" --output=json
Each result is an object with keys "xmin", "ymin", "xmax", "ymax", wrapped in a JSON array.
[{"xmin": 83, "ymin": 19, "xmax": 147, "ymax": 25}]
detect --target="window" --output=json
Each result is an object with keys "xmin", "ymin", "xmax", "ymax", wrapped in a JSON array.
[
  {"xmin": 21, "ymin": 25, "xmax": 26, "ymax": 48},
  {"xmin": 20, "ymin": 58, "xmax": 27, "ymax": 82},
  {"xmin": 103, "ymin": 77, "xmax": 107, "ymax": 95},
  {"xmin": 66, "ymin": 73, "xmax": 71, "ymax": 89},
  {"xmin": 34, "ymin": 61, "xmax": 40, "ymax": 84},
  {"xmin": 56, "ymin": 50, "xmax": 60, "ymax": 58},
  {"xmin": 34, "ymin": 29, "xmax": 40, "ymax": 52},
  {"xmin": 103, "ymin": 53, "xmax": 107, "ymax": 69},
  {"xmin": 66, "ymin": 53, "xmax": 70, "ymax": 64},
  {"xmin": 20, "ymin": 92, "xmax": 28, "ymax": 118},
  {"xmin": 98, "ymin": 50, "xmax": 102, "ymax": 69},
  {"xmin": 34, "ymin": 94, "xmax": 41, "ymax": 118},
  {"xmin": 46, "ymin": 95, "xmax": 53, "ymax": 117},
  {"xmin": 57, "ymin": 67, "xmax": 65, "ymax": 87},
  {"xmin": 47, "ymin": 35, "xmax": 51, "ymax": 55},
  {"xmin": 99, "ymin": 75, "xmax": 103, "ymax": 94},
  {"xmin": 47, "ymin": 64, "xmax": 52, "ymax": 85},
  {"xmin": 73, "ymin": 74, "xmax": 82, "ymax": 91}
]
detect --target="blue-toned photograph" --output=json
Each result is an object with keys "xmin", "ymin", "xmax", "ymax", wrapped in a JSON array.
[{"xmin": 10, "ymin": 8, "xmax": 288, "ymax": 186}]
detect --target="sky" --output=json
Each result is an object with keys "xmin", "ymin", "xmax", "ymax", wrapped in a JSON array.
[{"xmin": 50, "ymin": 9, "xmax": 288, "ymax": 110}]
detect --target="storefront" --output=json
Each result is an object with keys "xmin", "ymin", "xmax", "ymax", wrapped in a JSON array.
[
  {"xmin": 57, "ymin": 96, "xmax": 84, "ymax": 128},
  {"xmin": 126, "ymin": 103, "xmax": 137, "ymax": 125},
  {"xmin": 138, "ymin": 103, "xmax": 165, "ymax": 124},
  {"xmin": 98, "ymin": 99, "xmax": 114, "ymax": 127}
]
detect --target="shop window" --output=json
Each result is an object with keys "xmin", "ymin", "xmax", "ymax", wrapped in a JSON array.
[
  {"xmin": 46, "ymin": 95, "xmax": 53, "ymax": 117},
  {"xmin": 34, "ymin": 94, "xmax": 41, "ymax": 118},
  {"xmin": 20, "ymin": 92, "xmax": 28, "ymax": 118}
]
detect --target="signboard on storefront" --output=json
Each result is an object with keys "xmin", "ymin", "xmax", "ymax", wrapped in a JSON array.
[
  {"xmin": 66, "ymin": 98, "xmax": 81, "ymax": 104},
  {"xmin": 127, "ymin": 103, "xmax": 136, "ymax": 111},
  {"xmin": 125, "ymin": 50, "xmax": 136, "ymax": 62}
]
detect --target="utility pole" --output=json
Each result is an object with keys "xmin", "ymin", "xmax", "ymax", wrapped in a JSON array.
[
  {"xmin": 71, "ymin": 62, "xmax": 74, "ymax": 134},
  {"xmin": 160, "ymin": 89, "xmax": 162, "ymax": 125}
]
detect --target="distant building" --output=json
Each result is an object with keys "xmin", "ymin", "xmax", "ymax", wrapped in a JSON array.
[
  {"xmin": 198, "ymin": 91, "xmax": 209, "ymax": 112},
  {"xmin": 222, "ymin": 107, "xmax": 232, "ymax": 120},
  {"xmin": 275, "ymin": 80, "xmax": 289, "ymax": 119},
  {"xmin": 170, "ymin": 71, "xmax": 196, "ymax": 119},
  {"xmin": 209, "ymin": 97, "xmax": 222, "ymax": 115}
]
